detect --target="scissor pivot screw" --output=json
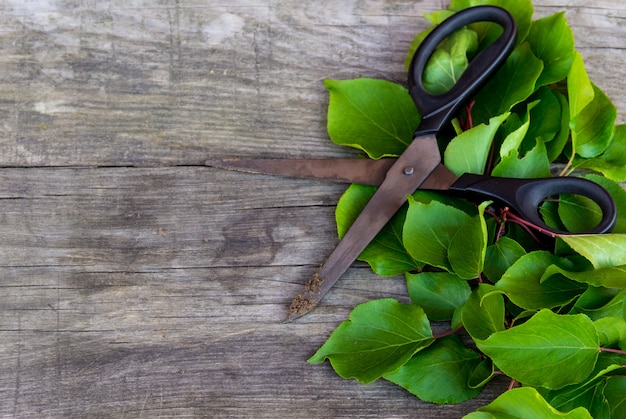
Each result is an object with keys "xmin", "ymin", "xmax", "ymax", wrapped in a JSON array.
[{"xmin": 404, "ymin": 166, "xmax": 415, "ymax": 175}]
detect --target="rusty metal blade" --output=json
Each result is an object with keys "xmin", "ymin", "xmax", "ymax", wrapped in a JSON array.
[
  {"xmin": 419, "ymin": 163, "xmax": 459, "ymax": 190},
  {"xmin": 205, "ymin": 158, "xmax": 395, "ymax": 186},
  {"xmin": 286, "ymin": 134, "xmax": 443, "ymax": 321}
]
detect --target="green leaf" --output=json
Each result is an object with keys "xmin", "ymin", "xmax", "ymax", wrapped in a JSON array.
[
  {"xmin": 572, "ymin": 289, "xmax": 626, "ymax": 321},
  {"xmin": 540, "ymin": 376, "xmax": 614, "ymax": 417},
  {"xmin": 476, "ymin": 309, "xmax": 600, "ymax": 390},
  {"xmin": 558, "ymin": 193, "xmax": 603, "ymax": 234},
  {"xmin": 543, "ymin": 264, "xmax": 626, "ymax": 289},
  {"xmin": 449, "ymin": 201, "xmax": 490, "ymax": 279},
  {"xmin": 568, "ymin": 52, "xmax": 594, "ymax": 119},
  {"xmin": 578, "ymin": 174, "xmax": 626, "ymax": 234},
  {"xmin": 468, "ymin": 358, "xmax": 495, "ymax": 389},
  {"xmin": 491, "ymin": 101, "xmax": 556, "ymax": 178},
  {"xmin": 336, "ymin": 184, "xmax": 420, "ymax": 276},
  {"xmin": 422, "ymin": 27, "xmax": 478, "ymax": 94},
  {"xmin": 574, "ymin": 125, "xmax": 626, "ymax": 183},
  {"xmin": 571, "ymin": 83, "xmax": 617, "ymax": 158},
  {"xmin": 491, "ymin": 138, "xmax": 551, "ymax": 178},
  {"xmin": 497, "ymin": 105, "xmax": 530, "ymax": 158},
  {"xmin": 561, "ymin": 235, "xmax": 626, "ymax": 269},
  {"xmin": 406, "ymin": 272, "xmax": 471, "ymax": 321},
  {"xmin": 594, "ymin": 317, "xmax": 626, "ymax": 347},
  {"xmin": 472, "ymin": 42, "xmax": 544, "ymax": 125},
  {"xmin": 444, "ymin": 113, "xmax": 509, "ymax": 176},
  {"xmin": 573, "ymin": 287, "xmax": 622, "ymax": 314},
  {"xmin": 539, "ymin": 351, "xmax": 625, "ymax": 416},
  {"xmin": 546, "ymin": 91, "xmax": 571, "ymax": 162},
  {"xmin": 384, "ymin": 335, "xmax": 483, "ymax": 404},
  {"xmin": 324, "ymin": 78, "xmax": 420, "ymax": 159},
  {"xmin": 403, "ymin": 197, "xmax": 470, "ymax": 271},
  {"xmin": 484, "ymin": 237, "xmax": 527, "ymax": 282},
  {"xmin": 308, "ymin": 299, "xmax": 434, "ymax": 384},
  {"xmin": 496, "ymin": 251, "xmax": 586, "ymax": 310},
  {"xmin": 449, "ymin": 0, "xmax": 534, "ymax": 49},
  {"xmin": 526, "ymin": 88, "xmax": 564, "ymax": 148},
  {"xmin": 464, "ymin": 387, "xmax": 594, "ymax": 419},
  {"xmin": 527, "ymin": 12, "xmax": 575, "ymax": 86},
  {"xmin": 604, "ymin": 377, "xmax": 626, "ymax": 418},
  {"xmin": 596, "ymin": 352, "xmax": 626, "ymax": 376},
  {"xmin": 461, "ymin": 283, "xmax": 506, "ymax": 341}
]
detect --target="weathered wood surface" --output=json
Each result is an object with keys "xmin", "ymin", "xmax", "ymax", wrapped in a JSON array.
[{"xmin": 0, "ymin": 1, "xmax": 624, "ymax": 417}]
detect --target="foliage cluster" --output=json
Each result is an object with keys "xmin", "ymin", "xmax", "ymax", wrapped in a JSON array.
[{"xmin": 309, "ymin": 1, "xmax": 626, "ymax": 416}]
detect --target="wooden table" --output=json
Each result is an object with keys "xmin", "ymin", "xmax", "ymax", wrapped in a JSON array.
[{"xmin": 1, "ymin": 1, "xmax": 624, "ymax": 417}]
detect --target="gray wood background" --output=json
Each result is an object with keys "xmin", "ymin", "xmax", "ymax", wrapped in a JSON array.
[{"xmin": 0, "ymin": 1, "xmax": 624, "ymax": 417}]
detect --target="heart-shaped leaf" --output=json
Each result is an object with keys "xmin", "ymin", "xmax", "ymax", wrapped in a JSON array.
[
  {"xmin": 403, "ymin": 197, "xmax": 470, "ymax": 271},
  {"xmin": 325, "ymin": 78, "xmax": 420, "ymax": 159},
  {"xmin": 384, "ymin": 335, "xmax": 483, "ymax": 404},
  {"xmin": 308, "ymin": 299, "xmax": 434, "ymax": 384},
  {"xmin": 476, "ymin": 309, "xmax": 599, "ymax": 390}
]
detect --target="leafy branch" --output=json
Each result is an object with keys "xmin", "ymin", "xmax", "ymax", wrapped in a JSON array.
[{"xmin": 308, "ymin": 0, "xmax": 626, "ymax": 417}]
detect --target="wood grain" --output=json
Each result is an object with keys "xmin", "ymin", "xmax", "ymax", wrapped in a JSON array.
[{"xmin": 0, "ymin": 1, "xmax": 624, "ymax": 417}]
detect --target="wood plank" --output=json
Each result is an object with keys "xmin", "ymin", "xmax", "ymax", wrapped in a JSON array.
[
  {"xmin": 0, "ymin": 166, "xmax": 474, "ymax": 417},
  {"xmin": 0, "ymin": 1, "xmax": 623, "ymax": 167},
  {"xmin": 0, "ymin": 0, "xmax": 624, "ymax": 416}
]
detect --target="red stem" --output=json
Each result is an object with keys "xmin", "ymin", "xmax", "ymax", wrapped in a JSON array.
[
  {"xmin": 433, "ymin": 326, "xmax": 464, "ymax": 340},
  {"xmin": 508, "ymin": 378, "xmax": 518, "ymax": 390},
  {"xmin": 503, "ymin": 211, "xmax": 558, "ymax": 238},
  {"xmin": 465, "ymin": 100, "xmax": 475, "ymax": 129},
  {"xmin": 600, "ymin": 347, "xmax": 626, "ymax": 356}
]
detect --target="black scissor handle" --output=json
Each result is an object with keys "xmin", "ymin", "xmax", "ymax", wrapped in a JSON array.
[
  {"xmin": 408, "ymin": 6, "xmax": 517, "ymax": 135},
  {"xmin": 450, "ymin": 174, "xmax": 617, "ymax": 235}
]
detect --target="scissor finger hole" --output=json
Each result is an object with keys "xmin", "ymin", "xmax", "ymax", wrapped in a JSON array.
[
  {"xmin": 539, "ymin": 193, "xmax": 603, "ymax": 234},
  {"xmin": 420, "ymin": 20, "xmax": 507, "ymax": 96},
  {"xmin": 421, "ymin": 28, "xmax": 480, "ymax": 95}
]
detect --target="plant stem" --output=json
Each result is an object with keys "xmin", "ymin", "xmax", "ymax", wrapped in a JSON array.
[
  {"xmin": 559, "ymin": 151, "xmax": 576, "ymax": 177},
  {"xmin": 464, "ymin": 100, "xmax": 475, "ymax": 130},
  {"xmin": 600, "ymin": 347, "xmax": 626, "ymax": 356},
  {"xmin": 503, "ymin": 210, "xmax": 558, "ymax": 238},
  {"xmin": 508, "ymin": 378, "xmax": 518, "ymax": 390},
  {"xmin": 433, "ymin": 326, "xmax": 464, "ymax": 340}
]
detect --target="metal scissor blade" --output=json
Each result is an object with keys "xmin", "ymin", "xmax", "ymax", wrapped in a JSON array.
[
  {"xmin": 205, "ymin": 158, "xmax": 395, "ymax": 186},
  {"xmin": 286, "ymin": 134, "xmax": 442, "ymax": 321}
]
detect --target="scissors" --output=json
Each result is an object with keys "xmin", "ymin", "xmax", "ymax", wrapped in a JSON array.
[{"xmin": 206, "ymin": 6, "xmax": 617, "ymax": 321}]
